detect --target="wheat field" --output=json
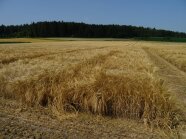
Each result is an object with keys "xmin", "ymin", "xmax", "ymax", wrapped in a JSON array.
[{"xmin": 0, "ymin": 40, "xmax": 185, "ymax": 138}]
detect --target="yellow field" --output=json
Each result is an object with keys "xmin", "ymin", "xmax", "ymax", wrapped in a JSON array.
[{"xmin": 0, "ymin": 39, "xmax": 186, "ymax": 138}]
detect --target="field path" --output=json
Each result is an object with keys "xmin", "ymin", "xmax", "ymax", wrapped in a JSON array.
[
  {"xmin": 144, "ymin": 48, "xmax": 186, "ymax": 138},
  {"xmin": 144, "ymin": 48, "xmax": 186, "ymax": 106}
]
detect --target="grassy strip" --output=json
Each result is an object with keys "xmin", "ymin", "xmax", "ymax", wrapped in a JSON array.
[
  {"xmin": 1, "ymin": 37, "xmax": 186, "ymax": 43},
  {"xmin": 0, "ymin": 42, "xmax": 31, "ymax": 44},
  {"xmin": 135, "ymin": 37, "xmax": 186, "ymax": 42}
]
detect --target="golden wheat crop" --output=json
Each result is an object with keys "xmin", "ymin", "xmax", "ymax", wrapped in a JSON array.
[{"xmin": 0, "ymin": 40, "xmax": 183, "ymax": 130}]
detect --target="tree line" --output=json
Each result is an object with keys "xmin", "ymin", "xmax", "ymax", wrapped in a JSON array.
[{"xmin": 0, "ymin": 21, "xmax": 186, "ymax": 38}]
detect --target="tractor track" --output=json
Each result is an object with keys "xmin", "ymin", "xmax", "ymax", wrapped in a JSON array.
[
  {"xmin": 144, "ymin": 48, "xmax": 186, "ymax": 105},
  {"xmin": 144, "ymin": 48, "xmax": 186, "ymax": 138}
]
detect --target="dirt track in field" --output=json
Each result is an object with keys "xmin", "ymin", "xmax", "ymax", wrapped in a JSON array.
[
  {"xmin": 144, "ymin": 48, "xmax": 186, "ymax": 138},
  {"xmin": 144, "ymin": 48, "xmax": 186, "ymax": 108}
]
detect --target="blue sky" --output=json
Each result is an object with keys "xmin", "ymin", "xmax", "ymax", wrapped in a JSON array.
[{"xmin": 0, "ymin": 0, "xmax": 186, "ymax": 32}]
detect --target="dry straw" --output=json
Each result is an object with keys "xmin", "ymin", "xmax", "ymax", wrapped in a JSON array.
[{"xmin": 0, "ymin": 41, "xmax": 184, "ymax": 131}]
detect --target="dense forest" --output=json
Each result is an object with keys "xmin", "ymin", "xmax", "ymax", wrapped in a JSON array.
[{"xmin": 0, "ymin": 21, "xmax": 186, "ymax": 38}]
